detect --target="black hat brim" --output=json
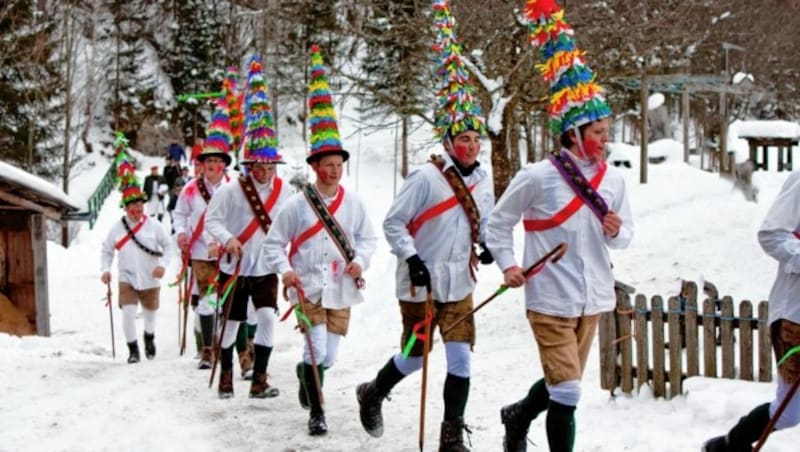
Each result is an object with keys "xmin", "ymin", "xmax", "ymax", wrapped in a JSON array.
[{"xmin": 306, "ymin": 149, "xmax": 350, "ymax": 164}]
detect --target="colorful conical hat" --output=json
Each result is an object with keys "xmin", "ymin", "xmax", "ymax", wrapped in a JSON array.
[
  {"xmin": 222, "ymin": 66, "xmax": 245, "ymax": 160},
  {"xmin": 198, "ymin": 98, "xmax": 233, "ymax": 166},
  {"xmin": 113, "ymin": 134, "xmax": 146, "ymax": 207},
  {"xmin": 306, "ymin": 44, "xmax": 348, "ymax": 164},
  {"xmin": 524, "ymin": 0, "xmax": 611, "ymax": 135},
  {"xmin": 241, "ymin": 55, "xmax": 283, "ymax": 164},
  {"xmin": 432, "ymin": 0, "xmax": 486, "ymax": 142}
]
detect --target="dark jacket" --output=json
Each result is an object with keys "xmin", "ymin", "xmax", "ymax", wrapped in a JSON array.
[
  {"xmin": 143, "ymin": 174, "xmax": 166, "ymax": 200},
  {"xmin": 163, "ymin": 164, "xmax": 181, "ymax": 189}
]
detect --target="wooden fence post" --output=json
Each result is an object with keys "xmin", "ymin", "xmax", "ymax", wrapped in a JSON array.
[
  {"xmin": 635, "ymin": 294, "xmax": 649, "ymax": 391},
  {"xmin": 739, "ymin": 300, "xmax": 754, "ymax": 381},
  {"xmin": 651, "ymin": 296, "xmax": 666, "ymax": 398},
  {"xmin": 758, "ymin": 302, "xmax": 772, "ymax": 382},
  {"xmin": 619, "ymin": 292, "xmax": 634, "ymax": 394},
  {"xmin": 599, "ymin": 308, "xmax": 617, "ymax": 391},
  {"xmin": 721, "ymin": 297, "xmax": 735, "ymax": 378},
  {"xmin": 668, "ymin": 296, "xmax": 683, "ymax": 398},
  {"xmin": 685, "ymin": 282, "xmax": 699, "ymax": 377},
  {"xmin": 703, "ymin": 299, "xmax": 717, "ymax": 377}
]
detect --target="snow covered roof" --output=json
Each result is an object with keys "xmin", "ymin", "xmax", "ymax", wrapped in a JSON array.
[
  {"xmin": 0, "ymin": 161, "xmax": 83, "ymax": 220},
  {"xmin": 736, "ymin": 120, "xmax": 800, "ymax": 140}
]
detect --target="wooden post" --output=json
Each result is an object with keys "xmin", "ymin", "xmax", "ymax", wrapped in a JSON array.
[
  {"xmin": 703, "ymin": 299, "xmax": 717, "ymax": 377},
  {"xmin": 762, "ymin": 145, "xmax": 769, "ymax": 171},
  {"xmin": 739, "ymin": 301, "xmax": 753, "ymax": 381},
  {"xmin": 719, "ymin": 91, "xmax": 727, "ymax": 175},
  {"xmin": 30, "ymin": 214, "xmax": 50, "ymax": 337},
  {"xmin": 749, "ymin": 141, "xmax": 757, "ymax": 169},
  {"xmin": 619, "ymin": 292, "xmax": 634, "ymax": 394},
  {"xmin": 599, "ymin": 308, "xmax": 618, "ymax": 391},
  {"xmin": 721, "ymin": 297, "xmax": 735, "ymax": 378},
  {"xmin": 685, "ymin": 282, "xmax": 699, "ymax": 377},
  {"xmin": 667, "ymin": 297, "xmax": 683, "ymax": 398},
  {"xmin": 682, "ymin": 88, "xmax": 690, "ymax": 163},
  {"xmin": 758, "ymin": 302, "xmax": 772, "ymax": 382},
  {"xmin": 635, "ymin": 295, "xmax": 649, "ymax": 391},
  {"xmin": 640, "ymin": 75, "xmax": 649, "ymax": 184},
  {"xmin": 651, "ymin": 296, "xmax": 665, "ymax": 398}
]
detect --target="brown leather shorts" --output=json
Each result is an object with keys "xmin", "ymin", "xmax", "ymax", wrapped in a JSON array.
[
  {"xmin": 298, "ymin": 299, "xmax": 351, "ymax": 336},
  {"xmin": 118, "ymin": 282, "xmax": 159, "ymax": 311},
  {"xmin": 772, "ymin": 319, "xmax": 800, "ymax": 383},
  {"xmin": 528, "ymin": 311, "xmax": 599, "ymax": 385},
  {"xmin": 399, "ymin": 294, "xmax": 475, "ymax": 357},
  {"xmin": 190, "ymin": 259, "xmax": 217, "ymax": 296}
]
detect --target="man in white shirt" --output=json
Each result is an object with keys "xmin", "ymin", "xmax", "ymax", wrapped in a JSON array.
[
  {"xmin": 703, "ymin": 171, "xmax": 800, "ymax": 451},
  {"xmin": 205, "ymin": 144, "xmax": 292, "ymax": 400},
  {"xmin": 173, "ymin": 145, "xmax": 231, "ymax": 370},
  {"xmin": 101, "ymin": 178, "xmax": 173, "ymax": 364}
]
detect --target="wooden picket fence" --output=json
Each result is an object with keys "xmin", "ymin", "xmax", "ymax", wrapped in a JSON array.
[{"xmin": 599, "ymin": 281, "xmax": 772, "ymax": 399}]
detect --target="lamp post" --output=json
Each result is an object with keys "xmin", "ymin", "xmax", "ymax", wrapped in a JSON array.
[{"xmin": 719, "ymin": 42, "xmax": 745, "ymax": 174}]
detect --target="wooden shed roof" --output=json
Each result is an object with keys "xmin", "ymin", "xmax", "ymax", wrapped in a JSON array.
[{"xmin": 0, "ymin": 161, "xmax": 82, "ymax": 221}]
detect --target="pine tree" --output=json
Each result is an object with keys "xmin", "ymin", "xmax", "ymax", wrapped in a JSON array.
[{"xmin": 0, "ymin": 1, "xmax": 64, "ymax": 179}]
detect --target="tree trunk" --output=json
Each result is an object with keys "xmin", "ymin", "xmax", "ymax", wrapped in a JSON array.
[
  {"xmin": 490, "ymin": 130, "xmax": 510, "ymax": 200},
  {"xmin": 508, "ymin": 106, "xmax": 521, "ymax": 175},
  {"xmin": 524, "ymin": 113, "xmax": 535, "ymax": 163},
  {"xmin": 401, "ymin": 115, "xmax": 409, "ymax": 178}
]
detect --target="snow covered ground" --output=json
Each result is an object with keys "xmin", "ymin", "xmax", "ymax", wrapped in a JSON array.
[{"xmin": 1, "ymin": 133, "xmax": 798, "ymax": 451}]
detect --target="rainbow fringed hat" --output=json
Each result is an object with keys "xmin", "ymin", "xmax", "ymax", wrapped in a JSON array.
[
  {"xmin": 223, "ymin": 66, "xmax": 245, "ymax": 159},
  {"xmin": 113, "ymin": 134, "xmax": 146, "ymax": 206},
  {"xmin": 306, "ymin": 44, "xmax": 348, "ymax": 164},
  {"xmin": 198, "ymin": 98, "xmax": 233, "ymax": 166},
  {"xmin": 524, "ymin": 0, "xmax": 611, "ymax": 135},
  {"xmin": 241, "ymin": 55, "xmax": 283, "ymax": 164},
  {"xmin": 432, "ymin": 0, "xmax": 486, "ymax": 142}
]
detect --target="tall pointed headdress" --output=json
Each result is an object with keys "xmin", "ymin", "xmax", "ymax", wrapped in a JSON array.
[
  {"xmin": 113, "ymin": 133, "xmax": 146, "ymax": 207},
  {"xmin": 241, "ymin": 55, "xmax": 283, "ymax": 164},
  {"xmin": 432, "ymin": 0, "xmax": 486, "ymax": 142},
  {"xmin": 524, "ymin": 0, "xmax": 611, "ymax": 135},
  {"xmin": 198, "ymin": 98, "xmax": 233, "ymax": 166},
  {"xmin": 306, "ymin": 44, "xmax": 349, "ymax": 164}
]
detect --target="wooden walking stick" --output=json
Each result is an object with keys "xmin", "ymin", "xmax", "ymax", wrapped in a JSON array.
[
  {"xmin": 292, "ymin": 285, "xmax": 325, "ymax": 407},
  {"xmin": 106, "ymin": 282, "xmax": 116, "ymax": 359},
  {"xmin": 442, "ymin": 242, "xmax": 568, "ymax": 335},
  {"xmin": 419, "ymin": 287, "xmax": 434, "ymax": 452},
  {"xmin": 179, "ymin": 265, "xmax": 192, "ymax": 355},
  {"xmin": 753, "ymin": 347, "xmax": 800, "ymax": 452},
  {"xmin": 208, "ymin": 259, "xmax": 241, "ymax": 389}
]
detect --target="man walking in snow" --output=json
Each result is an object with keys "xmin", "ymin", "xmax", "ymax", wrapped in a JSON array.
[
  {"xmin": 205, "ymin": 56, "xmax": 292, "ymax": 400},
  {"xmin": 172, "ymin": 115, "xmax": 232, "ymax": 370},
  {"xmin": 703, "ymin": 170, "xmax": 800, "ymax": 451},
  {"xmin": 101, "ymin": 162, "xmax": 173, "ymax": 364},
  {"xmin": 143, "ymin": 165, "xmax": 167, "ymax": 222},
  {"xmin": 485, "ymin": 3, "xmax": 633, "ymax": 451},
  {"xmin": 355, "ymin": 5, "xmax": 494, "ymax": 449},
  {"xmin": 265, "ymin": 45, "xmax": 377, "ymax": 437}
]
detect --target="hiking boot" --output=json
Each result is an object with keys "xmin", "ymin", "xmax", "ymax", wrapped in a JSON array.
[
  {"xmin": 127, "ymin": 341, "xmax": 140, "ymax": 364},
  {"xmin": 143, "ymin": 332, "xmax": 156, "ymax": 360},
  {"xmin": 501, "ymin": 401, "xmax": 531, "ymax": 452},
  {"xmin": 701, "ymin": 435, "xmax": 729, "ymax": 452},
  {"xmin": 250, "ymin": 371, "xmax": 280, "ymax": 399},
  {"xmin": 439, "ymin": 418, "xmax": 470, "ymax": 452},
  {"xmin": 356, "ymin": 380, "xmax": 385, "ymax": 438},
  {"xmin": 297, "ymin": 362, "xmax": 310, "ymax": 410},
  {"xmin": 239, "ymin": 349, "xmax": 253, "ymax": 380},
  {"xmin": 308, "ymin": 412, "xmax": 328, "ymax": 436},
  {"xmin": 198, "ymin": 347, "xmax": 213, "ymax": 370},
  {"xmin": 218, "ymin": 369, "xmax": 234, "ymax": 399}
]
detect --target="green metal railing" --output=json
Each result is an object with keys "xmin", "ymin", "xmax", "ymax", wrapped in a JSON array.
[{"xmin": 86, "ymin": 163, "xmax": 117, "ymax": 229}]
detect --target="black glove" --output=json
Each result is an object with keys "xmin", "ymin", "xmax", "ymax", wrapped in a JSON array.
[
  {"xmin": 406, "ymin": 254, "xmax": 431, "ymax": 290},
  {"xmin": 478, "ymin": 242, "xmax": 494, "ymax": 265}
]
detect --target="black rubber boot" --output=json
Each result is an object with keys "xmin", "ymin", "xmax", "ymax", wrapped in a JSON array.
[
  {"xmin": 502, "ymin": 378, "xmax": 550, "ymax": 452},
  {"xmin": 545, "ymin": 400, "xmax": 576, "ymax": 452},
  {"xmin": 356, "ymin": 357, "xmax": 404, "ymax": 438},
  {"xmin": 304, "ymin": 363, "xmax": 327, "ymax": 435},
  {"xmin": 297, "ymin": 362, "xmax": 310, "ymax": 410},
  {"xmin": 127, "ymin": 341, "xmax": 140, "ymax": 364},
  {"xmin": 143, "ymin": 332, "xmax": 156, "ymax": 360},
  {"xmin": 703, "ymin": 403, "xmax": 771, "ymax": 452},
  {"xmin": 218, "ymin": 346, "xmax": 234, "ymax": 399}
]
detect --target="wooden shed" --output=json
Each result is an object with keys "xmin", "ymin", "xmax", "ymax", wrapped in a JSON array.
[
  {"xmin": 0, "ymin": 161, "xmax": 82, "ymax": 336},
  {"xmin": 737, "ymin": 120, "xmax": 800, "ymax": 172}
]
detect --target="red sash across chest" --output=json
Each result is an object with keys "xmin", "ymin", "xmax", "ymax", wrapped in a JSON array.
[
  {"xmin": 523, "ymin": 165, "xmax": 607, "ymax": 232},
  {"xmin": 407, "ymin": 184, "xmax": 477, "ymax": 237},
  {"xmin": 114, "ymin": 217, "xmax": 147, "ymax": 250}
]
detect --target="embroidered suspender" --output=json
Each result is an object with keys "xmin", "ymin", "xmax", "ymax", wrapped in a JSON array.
[
  {"xmin": 118, "ymin": 217, "xmax": 163, "ymax": 257},
  {"xmin": 196, "ymin": 177, "xmax": 212, "ymax": 204},
  {"xmin": 289, "ymin": 186, "xmax": 345, "ymax": 259},
  {"xmin": 237, "ymin": 176, "xmax": 283, "ymax": 244},
  {"xmin": 549, "ymin": 150, "xmax": 609, "ymax": 221},
  {"xmin": 299, "ymin": 183, "xmax": 365, "ymax": 288}
]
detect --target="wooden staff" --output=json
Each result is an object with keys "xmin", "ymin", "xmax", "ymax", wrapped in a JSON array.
[
  {"xmin": 294, "ymin": 286, "xmax": 325, "ymax": 407},
  {"xmin": 208, "ymin": 259, "xmax": 241, "ymax": 389},
  {"xmin": 106, "ymin": 282, "xmax": 115, "ymax": 359},
  {"xmin": 179, "ymin": 265, "xmax": 192, "ymax": 355},
  {"xmin": 442, "ymin": 242, "xmax": 568, "ymax": 335},
  {"xmin": 753, "ymin": 373, "xmax": 800, "ymax": 451},
  {"xmin": 419, "ymin": 288, "xmax": 434, "ymax": 452}
]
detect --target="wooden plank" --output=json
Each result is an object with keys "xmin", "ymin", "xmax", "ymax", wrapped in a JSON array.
[
  {"xmin": 685, "ymin": 283, "xmax": 699, "ymax": 377},
  {"xmin": 721, "ymin": 297, "xmax": 735, "ymax": 378},
  {"xmin": 30, "ymin": 214, "xmax": 49, "ymax": 336},
  {"xmin": 599, "ymin": 309, "xmax": 617, "ymax": 391},
  {"xmin": 6, "ymin": 227, "xmax": 35, "ymax": 322},
  {"xmin": 619, "ymin": 292, "xmax": 634, "ymax": 394},
  {"xmin": 0, "ymin": 190, "xmax": 63, "ymax": 221},
  {"xmin": 651, "ymin": 296, "xmax": 666, "ymax": 398},
  {"xmin": 739, "ymin": 301, "xmax": 753, "ymax": 381},
  {"xmin": 635, "ymin": 294, "xmax": 649, "ymax": 390},
  {"xmin": 758, "ymin": 302, "xmax": 772, "ymax": 382},
  {"xmin": 703, "ymin": 299, "xmax": 717, "ymax": 377},
  {"xmin": 668, "ymin": 297, "xmax": 683, "ymax": 398}
]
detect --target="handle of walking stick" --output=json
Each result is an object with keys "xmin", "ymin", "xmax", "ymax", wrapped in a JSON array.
[
  {"xmin": 208, "ymin": 258, "xmax": 241, "ymax": 389},
  {"xmin": 107, "ymin": 282, "xmax": 115, "ymax": 359}
]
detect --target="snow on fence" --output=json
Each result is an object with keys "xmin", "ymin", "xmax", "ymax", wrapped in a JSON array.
[{"xmin": 599, "ymin": 281, "xmax": 772, "ymax": 399}]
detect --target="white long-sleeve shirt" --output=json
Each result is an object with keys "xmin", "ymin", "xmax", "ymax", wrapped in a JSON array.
[
  {"xmin": 486, "ymin": 150, "xmax": 633, "ymax": 317},
  {"xmin": 758, "ymin": 170, "xmax": 800, "ymax": 325},
  {"xmin": 264, "ymin": 185, "xmax": 378, "ymax": 309},
  {"xmin": 205, "ymin": 175, "xmax": 292, "ymax": 276},
  {"xmin": 101, "ymin": 215, "xmax": 174, "ymax": 290},
  {"xmin": 383, "ymin": 153, "xmax": 494, "ymax": 303},
  {"xmin": 172, "ymin": 176, "xmax": 229, "ymax": 261}
]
